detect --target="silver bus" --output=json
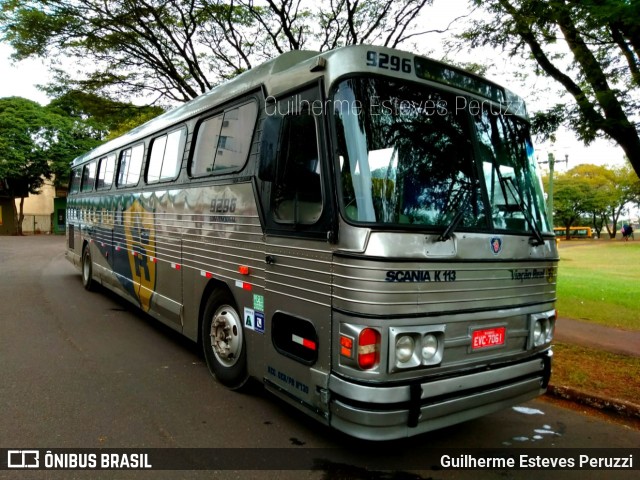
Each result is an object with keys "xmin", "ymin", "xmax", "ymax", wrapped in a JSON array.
[{"xmin": 66, "ymin": 44, "xmax": 557, "ymax": 440}]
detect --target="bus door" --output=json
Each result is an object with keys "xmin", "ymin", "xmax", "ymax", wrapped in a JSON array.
[{"xmin": 258, "ymin": 86, "xmax": 335, "ymax": 417}]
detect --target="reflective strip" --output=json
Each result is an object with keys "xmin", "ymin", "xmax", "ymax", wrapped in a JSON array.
[
  {"xmin": 171, "ymin": 263, "xmax": 181, "ymax": 270},
  {"xmin": 358, "ymin": 344, "xmax": 377, "ymax": 355},
  {"xmin": 292, "ymin": 334, "xmax": 317, "ymax": 351},
  {"xmin": 200, "ymin": 270, "xmax": 213, "ymax": 278},
  {"xmin": 235, "ymin": 280, "xmax": 252, "ymax": 291}
]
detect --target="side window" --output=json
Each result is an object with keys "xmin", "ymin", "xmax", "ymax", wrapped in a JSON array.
[
  {"xmin": 96, "ymin": 154, "xmax": 116, "ymax": 190},
  {"xmin": 81, "ymin": 161, "xmax": 97, "ymax": 192},
  {"xmin": 191, "ymin": 101, "xmax": 258, "ymax": 176},
  {"xmin": 192, "ymin": 114, "xmax": 222, "ymax": 175},
  {"xmin": 272, "ymin": 112, "xmax": 322, "ymax": 224},
  {"xmin": 117, "ymin": 144, "xmax": 144, "ymax": 187},
  {"xmin": 148, "ymin": 127, "xmax": 186, "ymax": 183},
  {"xmin": 69, "ymin": 168, "xmax": 82, "ymax": 194}
]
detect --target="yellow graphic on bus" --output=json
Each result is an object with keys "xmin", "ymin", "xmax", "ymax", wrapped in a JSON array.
[{"xmin": 123, "ymin": 200, "xmax": 156, "ymax": 312}]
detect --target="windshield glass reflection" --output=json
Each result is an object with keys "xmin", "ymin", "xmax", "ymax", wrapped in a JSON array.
[{"xmin": 332, "ymin": 77, "xmax": 550, "ymax": 235}]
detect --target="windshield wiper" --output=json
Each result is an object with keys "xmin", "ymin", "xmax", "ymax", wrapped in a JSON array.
[
  {"xmin": 501, "ymin": 176, "xmax": 545, "ymax": 246},
  {"xmin": 438, "ymin": 187, "xmax": 470, "ymax": 242},
  {"xmin": 438, "ymin": 207, "xmax": 466, "ymax": 242}
]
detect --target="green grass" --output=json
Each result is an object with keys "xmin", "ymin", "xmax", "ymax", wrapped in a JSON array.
[
  {"xmin": 552, "ymin": 342, "xmax": 640, "ymax": 405},
  {"xmin": 556, "ymin": 240, "xmax": 640, "ymax": 330}
]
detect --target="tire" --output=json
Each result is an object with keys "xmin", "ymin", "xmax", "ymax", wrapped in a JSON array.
[
  {"xmin": 81, "ymin": 244, "xmax": 95, "ymax": 291},
  {"xmin": 201, "ymin": 290, "xmax": 248, "ymax": 390}
]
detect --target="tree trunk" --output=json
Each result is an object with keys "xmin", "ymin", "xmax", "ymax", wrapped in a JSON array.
[{"xmin": 13, "ymin": 196, "xmax": 25, "ymax": 236}]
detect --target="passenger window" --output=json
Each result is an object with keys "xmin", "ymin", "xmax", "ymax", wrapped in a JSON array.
[
  {"xmin": 272, "ymin": 112, "xmax": 322, "ymax": 224},
  {"xmin": 191, "ymin": 102, "xmax": 257, "ymax": 176},
  {"xmin": 148, "ymin": 127, "xmax": 186, "ymax": 183},
  {"xmin": 192, "ymin": 115, "xmax": 223, "ymax": 175},
  {"xmin": 69, "ymin": 168, "xmax": 82, "ymax": 194},
  {"xmin": 81, "ymin": 161, "xmax": 97, "ymax": 192},
  {"xmin": 118, "ymin": 144, "xmax": 144, "ymax": 187},
  {"xmin": 96, "ymin": 154, "xmax": 116, "ymax": 190}
]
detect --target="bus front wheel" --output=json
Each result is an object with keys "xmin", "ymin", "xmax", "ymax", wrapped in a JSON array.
[
  {"xmin": 202, "ymin": 291, "xmax": 248, "ymax": 390},
  {"xmin": 81, "ymin": 244, "xmax": 95, "ymax": 291}
]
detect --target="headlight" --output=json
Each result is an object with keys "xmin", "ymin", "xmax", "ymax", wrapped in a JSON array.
[
  {"xmin": 531, "ymin": 312, "xmax": 555, "ymax": 347},
  {"xmin": 395, "ymin": 335, "xmax": 415, "ymax": 363},
  {"xmin": 421, "ymin": 334, "xmax": 439, "ymax": 360},
  {"xmin": 545, "ymin": 317, "xmax": 555, "ymax": 342},
  {"xmin": 533, "ymin": 320, "xmax": 544, "ymax": 346},
  {"xmin": 389, "ymin": 326, "xmax": 445, "ymax": 372}
]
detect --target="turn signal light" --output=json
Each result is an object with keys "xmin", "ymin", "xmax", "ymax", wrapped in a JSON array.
[{"xmin": 340, "ymin": 335, "xmax": 353, "ymax": 358}]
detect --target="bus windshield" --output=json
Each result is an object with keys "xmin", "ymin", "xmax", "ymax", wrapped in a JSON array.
[{"xmin": 332, "ymin": 77, "xmax": 550, "ymax": 235}]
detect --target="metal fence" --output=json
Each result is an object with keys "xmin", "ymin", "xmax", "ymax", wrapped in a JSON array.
[{"xmin": 21, "ymin": 214, "xmax": 52, "ymax": 234}]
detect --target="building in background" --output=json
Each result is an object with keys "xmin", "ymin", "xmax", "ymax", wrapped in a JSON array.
[{"xmin": 0, "ymin": 179, "xmax": 66, "ymax": 235}]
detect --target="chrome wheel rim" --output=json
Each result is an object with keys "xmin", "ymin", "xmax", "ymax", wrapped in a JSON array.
[
  {"xmin": 82, "ymin": 253, "xmax": 90, "ymax": 284},
  {"xmin": 209, "ymin": 305, "xmax": 243, "ymax": 367}
]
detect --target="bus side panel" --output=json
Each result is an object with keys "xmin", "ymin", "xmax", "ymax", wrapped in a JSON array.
[
  {"xmin": 112, "ymin": 192, "xmax": 139, "ymax": 303},
  {"xmin": 181, "ymin": 182, "xmax": 265, "ymax": 353},
  {"xmin": 141, "ymin": 189, "xmax": 183, "ymax": 327},
  {"xmin": 262, "ymin": 236, "xmax": 333, "ymax": 419},
  {"xmin": 65, "ymin": 205, "xmax": 82, "ymax": 268}
]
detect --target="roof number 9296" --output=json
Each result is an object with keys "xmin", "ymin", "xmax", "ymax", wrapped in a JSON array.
[{"xmin": 366, "ymin": 50, "xmax": 412, "ymax": 74}]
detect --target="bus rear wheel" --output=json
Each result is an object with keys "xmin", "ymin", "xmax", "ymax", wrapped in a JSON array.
[
  {"xmin": 201, "ymin": 291, "xmax": 248, "ymax": 390},
  {"xmin": 81, "ymin": 244, "xmax": 95, "ymax": 291}
]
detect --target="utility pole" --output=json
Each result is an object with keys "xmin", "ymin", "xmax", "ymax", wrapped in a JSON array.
[{"xmin": 539, "ymin": 152, "xmax": 568, "ymax": 226}]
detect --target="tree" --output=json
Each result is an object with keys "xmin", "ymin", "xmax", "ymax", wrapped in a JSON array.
[
  {"xmin": 0, "ymin": 96, "xmax": 103, "ymax": 234},
  {"xmin": 598, "ymin": 163, "xmax": 640, "ymax": 238},
  {"xmin": 559, "ymin": 163, "xmax": 611, "ymax": 237},
  {"xmin": 458, "ymin": 0, "xmax": 640, "ymax": 180},
  {"xmin": 46, "ymin": 90, "xmax": 164, "ymax": 149},
  {"xmin": 551, "ymin": 163, "xmax": 640, "ymax": 239},
  {"xmin": 0, "ymin": 0, "xmax": 434, "ymax": 104},
  {"xmin": 552, "ymin": 171, "xmax": 592, "ymax": 239}
]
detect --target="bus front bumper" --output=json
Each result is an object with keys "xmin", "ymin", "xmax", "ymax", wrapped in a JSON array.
[{"xmin": 327, "ymin": 351, "xmax": 552, "ymax": 440}]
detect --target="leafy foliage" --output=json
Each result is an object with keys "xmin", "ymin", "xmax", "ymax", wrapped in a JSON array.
[
  {"xmin": 0, "ymin": 90, "xmax": 163, "ymax": 234},
  {"xmin": 0, "ymin": 0, "xmax": 434, "ymax": 104},
  {"xmin": 552, "ymin": 163, "xmax": 640, "ymax": 238},
  {"xmin": 0, "ymin": 96, "xmax": 104, "ymax": 233},
  {"xmin": 458, "ymin": 0, "xmax": 640, "ymax": 179}
]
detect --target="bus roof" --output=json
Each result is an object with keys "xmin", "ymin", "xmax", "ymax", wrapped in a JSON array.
[{"xmin": 71, "ymin": 44, "xmax": 529, "ymax": 167}]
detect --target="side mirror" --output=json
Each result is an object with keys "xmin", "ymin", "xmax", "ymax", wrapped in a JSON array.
[{"xmin": 258, "ymin": 114, "xmax": 282, "ymax": 182}]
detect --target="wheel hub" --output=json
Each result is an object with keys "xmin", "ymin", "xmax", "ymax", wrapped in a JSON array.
[{"xmin": 209, "ymin": 307, "xmax": 241, "ymax": 367}]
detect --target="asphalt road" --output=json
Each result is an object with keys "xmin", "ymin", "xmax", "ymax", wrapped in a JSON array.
[{"xmin": 1, "ymin": 235, "xmax": 638, "ymax": 480}]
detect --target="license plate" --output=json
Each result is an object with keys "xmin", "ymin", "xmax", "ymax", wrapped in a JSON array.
[{"xmin": 471, "ymin": 327, "xmax": 506, "ymax": 350}]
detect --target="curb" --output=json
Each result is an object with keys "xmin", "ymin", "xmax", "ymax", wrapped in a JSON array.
[{"xmin": 547, "ymin": 384, "xmax": 640, "ymax": 420}]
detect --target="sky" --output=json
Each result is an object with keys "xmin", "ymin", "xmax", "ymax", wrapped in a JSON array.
[{"xmin": 0, "ymin": 0, "xmax": 630, "ymax": 173}]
